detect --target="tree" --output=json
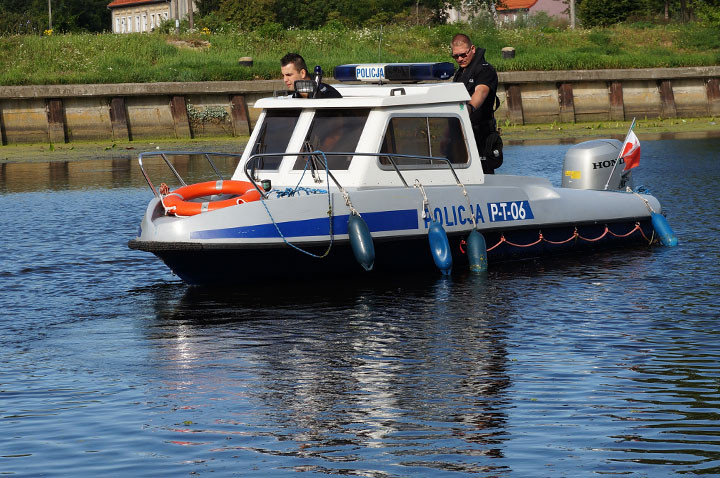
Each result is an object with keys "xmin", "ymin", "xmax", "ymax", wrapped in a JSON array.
[
  {"xmin": 0, "ymin": 0, "xmax": 111, "ymax": 33},
  {"xmin": 197, "ymin": 0, "xmax": 222, "ymax": 17},
  {"xmin": 577, "ymin": 0, "xmax": 641, "ymax": 27},
  {"xmin": 219, "ymin": 0, "xmax": 276, "ymax": 28},
  {"xmin": 202, "ymin": 0, "xmax": 465, "ymax": 29}
]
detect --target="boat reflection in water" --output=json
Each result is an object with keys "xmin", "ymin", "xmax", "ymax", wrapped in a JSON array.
[{"xmin": 144, "ymin": 275, "xmax": 513, "ymax": 472}]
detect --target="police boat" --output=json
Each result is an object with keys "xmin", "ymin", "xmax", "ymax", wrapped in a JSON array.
[{"xmin": 128, "ymin": 62, "xmax": 676, "ymax": 285}]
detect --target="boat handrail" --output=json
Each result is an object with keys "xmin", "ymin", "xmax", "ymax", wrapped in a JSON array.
[
  {"xmin": 137, "ymin": 151, "xmax": 244, "ymax": 198},
  {"xmin": 136, "ymin": 150, "xmax": 464, "ymax": 200},
  {"xmin": 243, "ymin": 151, "xmax": 464, "ymax": 199}
]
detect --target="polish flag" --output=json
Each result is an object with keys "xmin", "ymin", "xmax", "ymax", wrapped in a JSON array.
[{"xmin": 621, "ymin": 130, "xmax": 641, "ymax": 171}]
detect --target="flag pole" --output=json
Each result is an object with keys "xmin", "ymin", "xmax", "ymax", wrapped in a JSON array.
[{"xmin": 604, "ymin": 117, "xmax": 636, "ymax": 191}]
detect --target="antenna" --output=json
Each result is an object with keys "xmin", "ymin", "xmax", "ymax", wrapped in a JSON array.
[
  {"xmin": 377, "ymin": 26, "xmax": 384, "ymax": 85},
  {"xmin": 377, "ymin": 25, "xmax": 383, "ymax": 62}
]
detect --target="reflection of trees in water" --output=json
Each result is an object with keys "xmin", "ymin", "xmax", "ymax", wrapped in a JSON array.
[{"xmin": 146, "ymin": 275, "xmax": 515, "ymax": 471}]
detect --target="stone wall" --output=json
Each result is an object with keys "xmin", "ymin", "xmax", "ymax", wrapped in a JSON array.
[{"xmin": 1, "ymin": 67, "xmax": 718, "ymax": 146}]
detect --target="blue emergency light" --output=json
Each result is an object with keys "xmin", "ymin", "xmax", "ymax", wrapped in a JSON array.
[{"xmin": 333, "ymin": 62, "xmax": 455, "ymax": 82}]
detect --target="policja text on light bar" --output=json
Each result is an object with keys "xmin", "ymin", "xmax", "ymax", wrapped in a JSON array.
[{"xmin": 333, "ymin": 62, "xmax": 455, "ymax": 83}]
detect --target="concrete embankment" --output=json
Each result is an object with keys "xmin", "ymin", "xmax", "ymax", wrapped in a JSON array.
[{"xmin": 1, "ymin": 66, "xmax": 719, "ymax": 145}]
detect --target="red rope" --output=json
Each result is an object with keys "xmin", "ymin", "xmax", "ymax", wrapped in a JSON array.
[
  {"xmin": 486, "ymin": 236, "xmax": 505, "ymax": 252},
  {"xmin": 504, "ymin": 235, "xmax": 543, "ymax": 248},
  {"xmin": 606, "ymin": 223, "xmax": 641, "ymax": 238},
  {"xmin": 484, "ymin": 223, "xmax": 652, "ymax": 251},
  {"xmin": 542, "ymin": 228, "xmax": 579, "ymax": 245},
  {"xmin": 637, "ymin": 226, "xmax": 655, "ymax": 244}
]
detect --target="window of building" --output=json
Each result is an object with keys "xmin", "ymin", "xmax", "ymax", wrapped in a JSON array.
[
  {"xmin": 150, "ymin": 14, "xmax": 155, "ymax": 30},
  {"xmin": 116, "ymin": 17, "xmax": 121, "ymax": 33},
  {"xmin": 293, "ymin": 109, "xmax": 370, "ymax": 171},
  {"xmin": 250, "ymin": 109, "xmax": 302, "ymax": 170},
  {"xmin": 127, "ymin": 16, "xmax": 132, "ymax": 33},
  {"xmin": 136, "ymin": 15, "xmax": 140, "ymax": 32},
  {"xmin": 142, "ymin": 14, "xmax": 147, "ymax": 32},
  {"xmin": 379, "ymin": 116, "xmax": 468, "ymax": 169}
]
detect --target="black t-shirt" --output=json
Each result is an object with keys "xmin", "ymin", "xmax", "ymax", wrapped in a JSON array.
[
  {"xmin": 453, "ymin": 48, "xmax": 498, "ymax": 127},
  {"xmin": 292, "ymin": 82, "xmax": 342, "ymax": 99}
]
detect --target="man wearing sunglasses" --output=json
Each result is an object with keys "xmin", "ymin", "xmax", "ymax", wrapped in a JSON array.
[{"xmin": 451, "ymin": 34, "xmax": 502, "ymax": 174}]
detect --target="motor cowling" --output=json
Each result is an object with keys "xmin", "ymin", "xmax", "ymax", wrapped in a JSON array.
[{"xmin": 562, "ymin": 139, "xmax": 631, "ymax": 190}]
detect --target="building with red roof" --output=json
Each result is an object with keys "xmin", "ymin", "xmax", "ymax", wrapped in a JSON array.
[
  {"xmin": 447, "ymin": 0, "xmax": 568, "ymax": 24},
  {"xmin": 496, "ymin": 0, "xmax": 568, "ymax": 23}
]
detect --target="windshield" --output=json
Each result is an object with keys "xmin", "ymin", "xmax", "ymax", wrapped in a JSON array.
[
  {"xmin": 251, "ymin": 109, "xmax": 301, "ymax": 170},
  {"xmin": 293, "ymin": 109, "xmax": 370, "ymax": 170},
  {"xmin": 380, "ymin": 116, "xmax": 468, "ymax": 169}
]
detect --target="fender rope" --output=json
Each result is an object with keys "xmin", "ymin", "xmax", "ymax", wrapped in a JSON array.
[
  {"xmin": 485, "ymin": 222, "xmax": 655, "ymax": 252},
  {"xmin": 259, "ymin": 151, "xmax": 335, "ymax": 258}
]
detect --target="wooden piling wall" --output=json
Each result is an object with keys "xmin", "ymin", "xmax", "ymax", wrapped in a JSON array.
[{"xmin": 1, "ymin": 67, "xmax": 718, "ymax": 145}]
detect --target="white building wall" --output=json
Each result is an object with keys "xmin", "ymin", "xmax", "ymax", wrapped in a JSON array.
[{"xmin": 111, "ymin": 1, "xmax": 197, "ymax": 34}]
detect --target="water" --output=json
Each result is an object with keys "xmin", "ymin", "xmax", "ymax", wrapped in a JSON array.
[{"xmin": 1, "ymin": 138, "xmax": 719, "ymax": 477}]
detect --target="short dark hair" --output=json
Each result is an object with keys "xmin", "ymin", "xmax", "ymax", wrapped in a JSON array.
[
  {"xmin": 281, "ymin": 53, "xmax": 308, "ymax": 75},
  {"xmin": 451, "ymin": 34, "xmax": 472, "ymax": 48}
]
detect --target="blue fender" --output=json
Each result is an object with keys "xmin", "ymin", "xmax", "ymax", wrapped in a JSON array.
[
  {"xmin": 348, "ymin": 214, "xmax": 375, "ymax": 271},
  {"xmin": 466, "ymin": 229, "xmax": 488, "ymax": 273},
  {"xmin": 651, "ymin": 212, "xmax": 678, "ymax": 247},
  {"xmin": 428, "ymin": 221, "xmax": 452, "ymax": 275}
]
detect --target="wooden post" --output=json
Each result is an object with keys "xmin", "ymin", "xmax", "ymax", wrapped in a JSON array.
[
  {"xmin": 46, "ymin": 98, "xmax": 67, "ymax": 144},
  {"xmin": 109, "ymin": 97, "xmax": 131, "ymax": 141},
  {"xmin": 230, "ymin": 95, "xmax": 251, "ymax": 136},
  {"xmin": 0, "ymin": 103, "xmax": 7, "ymax": 145},
  {"xmin": 707, "ymin": 78, "xmax": 720, "ymax": 115},
  {"xmin": 658, "ymin": 80, "xmax": 677, "ymax": 118},
  {"xmin": 558, "ymin": 83, "xmax": 575, "ymax": 123},
  {"xmin": 170, "ymin": 95, "xmax": 192, "ymax": 138},
  {"xmin": 188, "ymin": 0, "xmax": 194, "ymax": 29},
  {"xmin": 505, "ymin": 84, "xmax": 524, "ymax": 125},
  {"xmin": 609, "ymin": 81, "xmax": 625, "ymax": 121}
]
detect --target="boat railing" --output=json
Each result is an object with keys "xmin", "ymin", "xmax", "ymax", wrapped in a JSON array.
[
  {"xmin": 137, "ymin": 151, "xmax": 244, "ymax": 198},
  {"xmin": 137, "ymin": 150, "xmax": 464, "ymax": 199},
  {"xmin": 244, "ymin": 151, "xmax": 464, "ymax": 198}
]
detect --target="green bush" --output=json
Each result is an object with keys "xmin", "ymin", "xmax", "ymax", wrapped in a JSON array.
[
  {"xmin": 578, "ymin": 0, "xmax": 640, "ymax": 27},
  {"xmin": 676, "ymin": 24, "xmax": 720, "ymax": 49},
  {"xmin": 254, "ymin": 22, "xmax": 285, "ymax": 40},
  {"xmin": 695, "ymin": 4, "xmax": 720, "ymax": 27}
]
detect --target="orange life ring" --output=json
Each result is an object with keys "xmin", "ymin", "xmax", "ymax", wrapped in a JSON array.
[{"xmin": 161, "ymin": 180, "xmax": 262, "ymax": 216}]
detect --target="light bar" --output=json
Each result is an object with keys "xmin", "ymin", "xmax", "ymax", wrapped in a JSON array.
[{"xmin": 334, "ymin": 62, "xmax": 455, "ymax": 82}]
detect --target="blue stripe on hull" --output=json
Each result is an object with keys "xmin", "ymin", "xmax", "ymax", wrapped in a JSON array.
[{"xmin": 191, "ymin": 209, "xmax": 419, "ymax": 239}]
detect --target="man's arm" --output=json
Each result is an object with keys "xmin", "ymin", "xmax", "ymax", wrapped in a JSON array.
[{"xmin": 468, "ymin": 84, "xmax": 490, "ymax": 110}]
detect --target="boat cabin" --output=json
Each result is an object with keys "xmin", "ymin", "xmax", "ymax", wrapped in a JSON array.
[{"xmin": 232, "ymin": 63, "xmax": 487, "ymax": 189}]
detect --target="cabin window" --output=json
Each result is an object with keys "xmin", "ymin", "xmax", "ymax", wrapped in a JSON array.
[
  {"xmin": 380, "ymin": 116, "xmax": 468, "ymax": 169},
  {"xmin": 250, "ymin": 109, "xmax": 301, "ymax": 170},
  {"xmin": 293, "ymin": 109, "xmax": 370, "ymax": 170}
]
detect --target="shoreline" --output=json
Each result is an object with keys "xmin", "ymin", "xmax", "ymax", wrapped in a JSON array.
[{"xmin": 0, "ymin": 118, "xmax": 717, "ymax": 164}]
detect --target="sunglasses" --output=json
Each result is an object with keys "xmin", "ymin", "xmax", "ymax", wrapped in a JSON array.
[{"xmin": 451, "ymin": 47, "xmax": 473, "ymax": 60}]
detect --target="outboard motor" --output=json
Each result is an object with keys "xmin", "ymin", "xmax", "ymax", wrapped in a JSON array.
[{"xmin": 562, "ymin": 139, "xmax": 631, "ymax": 191}]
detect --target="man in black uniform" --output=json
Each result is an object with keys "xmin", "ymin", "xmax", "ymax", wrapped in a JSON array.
[
  {"xmin": 280, "ymin": 53, "xmax": 342, "ymax": 99},
  {"xmin": 451, "ymin": 34, "xmax": 502, "ymax": 174}
]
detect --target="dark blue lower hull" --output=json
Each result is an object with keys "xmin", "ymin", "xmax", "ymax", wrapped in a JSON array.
[{"xmin": 129, "ymin": 220, "xmax": 655, "ymax": 285}]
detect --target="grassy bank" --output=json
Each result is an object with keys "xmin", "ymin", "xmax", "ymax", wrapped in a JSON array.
[{"xmin": 1, "ymin": 22, "xmax": 719, "ymax": 85}]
